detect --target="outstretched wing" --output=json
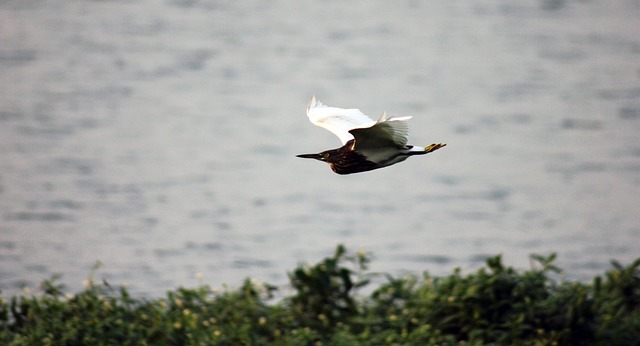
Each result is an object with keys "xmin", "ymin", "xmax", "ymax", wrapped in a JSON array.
[
  {"xmin": 349, "ymin": 112, "xmax": 412, "ymax": 149},
  {"xmin": 306, "ymin": 96, "xmax": 376, "ymax": 145}
]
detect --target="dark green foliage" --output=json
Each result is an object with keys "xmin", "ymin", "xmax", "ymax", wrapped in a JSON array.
[
  {"xmin": 287, "ymin": 244, "xmax": 369, "ymax": 333},
  {"xmin": 1, "ymin": 246, "xmax": 639, "ymax": 345},
  {"xmin": 592, "ymin": 258, "xmax": 640, "ymax": 345}
]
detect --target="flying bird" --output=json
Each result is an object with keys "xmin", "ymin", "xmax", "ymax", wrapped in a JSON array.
[{"xmin": 297, "ymin": 96, "xmax": 446, "ymax": 174}]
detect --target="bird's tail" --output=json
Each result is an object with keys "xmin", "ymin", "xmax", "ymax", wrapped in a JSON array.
[{"xmin": 407, "ymin": 143, "xmax": 446, "ymax": 154}]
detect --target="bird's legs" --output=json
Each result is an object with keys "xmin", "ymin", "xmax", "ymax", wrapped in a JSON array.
[{"xmin": 424, "ymin": 143, "xmax": 447, "ymax": 153}]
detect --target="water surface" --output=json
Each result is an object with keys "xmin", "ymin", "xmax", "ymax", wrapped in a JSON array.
[{"xmin": 1, "ymin": 0, "xmax": 639, "ymax": 297}]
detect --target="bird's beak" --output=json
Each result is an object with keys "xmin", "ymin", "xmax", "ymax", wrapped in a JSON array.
[{"xmin": 296, "ymin": 153, "xmax": 323, "ymax": 161}]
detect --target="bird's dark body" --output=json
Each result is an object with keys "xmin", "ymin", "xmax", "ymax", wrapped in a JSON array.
[
  {"xmin": 297, "ymin": 139, "xmax": 445, "ymax": 175},
  {"xmin": 325, "ymin": 145, "xmax": 378, "ymax": 175},
  {"xmin": 320, "ymin": 139, "xmax": 426, "ymax": 175}
]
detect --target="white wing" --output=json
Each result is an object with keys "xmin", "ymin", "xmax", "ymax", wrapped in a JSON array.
[
  {"xmin": 350, "ymin": 112, "xmax": 412, "ymax": 149},
  {"xmin": 306, "ymin": 96, "xmax": 376, "ymax": 145}
]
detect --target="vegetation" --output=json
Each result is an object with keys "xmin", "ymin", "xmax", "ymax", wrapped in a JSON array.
[{"xmin": 1, "ymin": 245, "xmax": 639, "ymax": 345}]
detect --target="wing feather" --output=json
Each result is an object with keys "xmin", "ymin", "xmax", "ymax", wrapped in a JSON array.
[
  {"xmin": 349, "ymin": 113, "xmax": 412, "ymax": 149},
  {"xmin": 306, "ymin": 96, "xmax": 376, "ymax": 145}
]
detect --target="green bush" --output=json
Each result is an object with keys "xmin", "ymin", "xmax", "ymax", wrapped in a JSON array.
[{"xmin": 1, "ymin": 245, "xmax": 638, "ymax": 345}]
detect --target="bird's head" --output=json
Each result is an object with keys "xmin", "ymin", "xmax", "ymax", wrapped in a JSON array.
[{"xmin": 296, "ymin": 151, "xmax": 331, "ymax": 162}]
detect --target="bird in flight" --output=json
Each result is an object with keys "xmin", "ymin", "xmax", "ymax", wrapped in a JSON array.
[{"xmin": 297, "ymin": 96, "xmax": 446, "ymax": 174}]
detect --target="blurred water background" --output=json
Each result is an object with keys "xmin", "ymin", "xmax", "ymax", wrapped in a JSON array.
[{"xmin": 1, "ymin": 0, "xmax": 639, "ymax": 298}]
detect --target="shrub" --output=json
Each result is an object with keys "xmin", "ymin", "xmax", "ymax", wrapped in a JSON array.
[{"xmin": 1, "ymin": 245, "xmax": 638, "ymax": 345}]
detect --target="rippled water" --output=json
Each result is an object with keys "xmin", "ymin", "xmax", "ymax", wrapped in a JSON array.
[{"xmin": 1, "ymin": 1, "xmax": 639, "ymax": 298}]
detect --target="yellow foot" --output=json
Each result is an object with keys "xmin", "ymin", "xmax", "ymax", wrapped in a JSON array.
[{"xmin": 424, "ymin": 143, "xmax": 446, "ymax": 153}]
